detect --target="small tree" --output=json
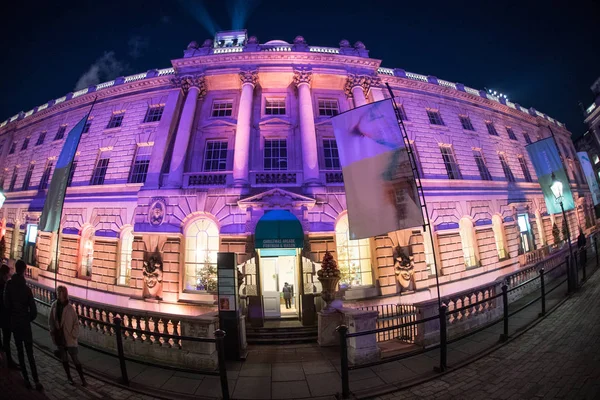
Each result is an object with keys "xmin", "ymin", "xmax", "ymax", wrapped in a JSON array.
[
  {"xmin": 561, "ymin": 219, "xmax": 569, "ymax": 242},
  {"xmin": 552, "ymin": 223, "xmax": 561, "ymax": 245}
]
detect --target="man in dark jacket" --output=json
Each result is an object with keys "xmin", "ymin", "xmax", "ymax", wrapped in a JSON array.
[
  {"xmin": 3, "ymin": 260, "xmax": 42, "ymax": 390},
  {"xmin": 0, "ymin": 263, "xmax": 18, "ymax": 369}
]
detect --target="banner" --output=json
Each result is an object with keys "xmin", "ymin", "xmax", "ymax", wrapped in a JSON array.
[
  {"xmin": 525, "ymin": 137, "xmax": 575, "ymax": 214},
  {"xmin": 331, "ymin": 99, "xmax": 424, "ymax": 240},
  {"xmin": 577, "ymin": 151, "xmax": 600, "ymax": 206},
  {"xmin": 39, "ymin": 115, "xmax": 89, "ymax": 232}
]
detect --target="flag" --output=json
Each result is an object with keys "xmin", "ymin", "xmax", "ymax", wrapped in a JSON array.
[
  {"xmin": 577, "ymin": 151, "xmax": 600, "ymax": 206},
  {"xmin": 525, "ymin": 137, "xmax": 575, "ymax": 214},
  {"xmin": 38, "ymin": 115, "xmax": 89, "ymax": 232},
  {"xmin": 331, "ymin": 99, "xmax": 424, "ymax": 240}
]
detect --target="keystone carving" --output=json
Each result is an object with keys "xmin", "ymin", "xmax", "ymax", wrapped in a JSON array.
[{"xmin": 172, "ymin": 74, "xmax": 207, "ymax": 97}]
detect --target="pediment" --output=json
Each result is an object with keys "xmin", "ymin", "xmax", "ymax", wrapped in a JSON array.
[
  {"xmin": 258, "ymin": 117, "xmax": 293, "ymax": 127},
  {"xmin": 238, "ymin": 188, "xmax": 316, "ymax": 210},
  {"xmin": 200, "ymin": 119, "xmax": 237, "ymax": 129}
]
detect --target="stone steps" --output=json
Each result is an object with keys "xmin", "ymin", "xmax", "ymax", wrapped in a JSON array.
[{"xmin": 246, "ymin": 325, "xmax": 318, "ymax": 344}]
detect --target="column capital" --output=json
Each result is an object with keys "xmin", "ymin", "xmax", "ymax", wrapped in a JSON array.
[
  {"xmin": 344, "ymin": 74, "xmax": 381, "ymax": 98},
  {"xmin": 172, "ymin": 74, "xmax": 207, "ymax": 98},
  {"xmin": 239, "ymin": 70, "xmax": 259, "ymax": 87},
  {"xmin": 293, "ymin": 68, "xmax": 312, "ymax": 87}
]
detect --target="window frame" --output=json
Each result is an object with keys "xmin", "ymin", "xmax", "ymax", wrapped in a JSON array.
[
  {"xmin": 8, "ymin": 141, "xmax": 16, "ymax": 155},
  {"xmin": 485, "ymin": 121, "xmax": 499, "ymax": 136},
  {"xmin": 8, "ymin": 167, "xmax": 17, "ymax": 191},
  {"xmin": 506, "ymin": 127, "xmax": 517, "ymax": 141},
  {"xmin": 263, "ymin": 138, "xmax": 288, "ymax": 171},
  {"xmin": 439, "ymin": 145, "xmax": 462, "ymax": 180},
  {"xmin": 264, "ymin": 97, "xmax": 286, "ymax": 116},
  {"xmin": 335, "ymin": 214, "xmax": 373, "ymax": 287},
  {"xmin": 90, "ymin": 153, "xmax": 110, "ymax": 185},
  {"xmin": 21, "ymin": 137, "xmax": 30, "ymax": 151},
  {"xmin": 523, "ymin": 132, "xmax": 532, "ymax": 145},
  {"xmin": 473, "ymin": 149, "xmax": 493, "ymax": 181},
  {"xmin": 426, "ymin": 109, "xmax": 445, "ymax": 126},
  {"xmin": 36, "ymin": 131, "xmax": 47, "ymax": 146},
  {"xmin": 117, "ymin": 228, "xmax": 134, "ymax": 286},
  {"xmin": 128, "ymin": 145, "xmax": 153, "ymax": 184},
  {"xmin": 106, "ymin": 113, "xmax": 124, "ymax": 129},
  {"xmin": 317, "ymin": 99, "xmax": 340, "ymax": 117},
  {"xmin": 39, "ymin": 160, "xmax": 53, "ymax": 190},
  {"xmin": 322, "ymin": 138, "xmax": 341, "ymax": 171},
  {"xmin": 518, "ymin": 156, "xmax": 533, "ymax": 182},
  {"xmin": 143, "ymin": 105, "xmax": 165, "ymax": 123},
  {"xmin": 499, "ymin": 153, "xmax": 515, "ymax": 182},
  {"xmin": 54, "ymin": 125, "xmax": 67, "ymax": 140},
  {"xmin": 203, "ymin": 140, "xmax": 229, "ymax": 172},
  {"xmin": 21, "ymin": 163, "xmax": 34, "ymax": 191},
  {"xmin": 459, "ymin": 115, "xmax": 475, "ymax": 131},
  {"xmin": 211, "ymin": 100, "xmax": 233, "ymax": 118},
  {"xmin": 183, "ymin": 218, "xmax": 220, "ymax": 293}
]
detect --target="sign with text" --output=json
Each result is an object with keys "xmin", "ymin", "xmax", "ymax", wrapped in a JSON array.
[{"xmin": 255, "ymin": 238, "xmax": 301, "ymax": 249}]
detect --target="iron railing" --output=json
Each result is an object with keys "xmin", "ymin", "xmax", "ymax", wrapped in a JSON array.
[{"xmin": 355, "ymin": 303, "xmax": 417, "ymax": 342}]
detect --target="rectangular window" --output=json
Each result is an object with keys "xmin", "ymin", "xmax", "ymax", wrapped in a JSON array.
[
  {"xmin": 39, "ymin": 161, "xmax": 53, "ymax": 190},
  {"xmin": 323, "ymin": 139, "xmax": 341, "ymax": 170},
  {"xmin": 486, "ymin": 121, "xmax": 499, "ymax": 136},
  {"xmin": 9, "ymin": 141, "xmax": 16, "ymax": 154},
  {"xmin": 128, "ymin": 146, "xmax": 153, "ymax": 183},
  {"xmin": 264, "ymin": 139, "xmax": 287, "ymax": 171},
  {"xmin": 459, "ymin": 115, "xmax": 475, "ymax": 131},
  {"xmin": 36, "ymin": 132, "xmax": 46, "ymax": 146},
  {"xmin": 83, "ymin": 121, "xmax": 92, "ymax": 134},
  {"xmin": 409, "ymin": 141, "xmax": 424, "ymax": 177},
  {"xmin": 106, "ymin": 113, "xmax": 124, "ymax": 129},
  {"xmin": 8, "ymin": 168, "xmax": 17, "ymax": 191},
  {"xmin": 318, "ymin": 99, "xmax": 340, "ymax": 116},
  {"xmin": 90, "ymin": 154, "xmax": 110, "ymax": 185},
  {"xmin": 54, "ymin": 125, "xmax": 67, "ymax": 140},
  {"xmin": 67, "ymin": 161, "xmax": 77, "ymax": 187},
  {"xmin": 499, "ymin": 153, "xmax": 515, "ymax": 182},
  {"xmin": 439, "ymin": 146, "xmax": 462, "ymax": 179},
  {"xmin": 21, "ymin": 164, "xmax": 34, "ymax": 190},
  {"xmin": 211, "ymin": 101, "xmax": 233, "ymax": 117},
  {"xmin": 506, "ymin": 127, "xmax": 517, "ymax": 140},
  {"xmin": 473, "ymin": 149, "xmax": 492, "ymax": 181},
  {"xmin": 143, "ymin": 106, "xmax": 164, "ymax": 123},
  {"xmin": 21, "ymin": 137, "xmax": 30, "ymax": 151},
  {"xmin": 518, "ymin": 156, "xmax": 533, "ymax": 182},
  {"xmin": 523, "ymin": 132, "xmax": 532, "ymax": 144},
  {"xmin": 203, "ymin": 140, "xmax": 228, "ymax": 172},
  {"xmin": 427, "ymin": 109, "xmax": 444, "ymax": 126},
  {"xmin": 265, "ymin": 98, "xmax": 286, "ymax": 115}
]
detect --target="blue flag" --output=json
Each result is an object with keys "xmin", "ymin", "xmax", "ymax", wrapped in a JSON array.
[{"xmin": 38, "ymin": 115, "xmax": 88, "ymax": 232}]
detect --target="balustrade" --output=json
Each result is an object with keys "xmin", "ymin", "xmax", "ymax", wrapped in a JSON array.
[
  {"xmin": 252, "ymin": 171, "xmax": 298, "ymax": 185},
  {"xmin": 185, "ymin": 172, "xmax": 229, "ymax": 187},
  {"xmin": 324, "ymin": 171, "xmax": 344, "ymax": 184}
]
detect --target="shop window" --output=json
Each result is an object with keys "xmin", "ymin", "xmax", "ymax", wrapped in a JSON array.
[
  {"xmin": 184, "ymin": 218, "xmax": 219, "ymax": 292},
  {"xmin": 335, "ymin": 214, "xmax": 373, "ymax": 286}
]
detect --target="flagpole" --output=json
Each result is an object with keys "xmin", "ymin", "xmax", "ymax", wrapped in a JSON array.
[
  {"xmin": 53, "ymin": 97, "xmax": 98, "ymax": 297},
  {"xmin": 385, "ymin": 83, "xmax": 442, "ymax": 309}
]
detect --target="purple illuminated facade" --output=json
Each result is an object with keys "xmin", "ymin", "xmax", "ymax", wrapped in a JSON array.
[{"xmin": 0, "ymin": 31, "xmax": 595, "ymax": 321}]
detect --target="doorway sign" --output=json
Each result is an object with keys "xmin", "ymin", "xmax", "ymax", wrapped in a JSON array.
[{"xmin": 254, "ymin": 210, "xmax": 304, "ymax": 249}]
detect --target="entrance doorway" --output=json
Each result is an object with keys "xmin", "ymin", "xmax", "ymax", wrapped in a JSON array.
[{"xmin": 259, "ymin": 250, "xmax": 299, "ymax": 319}]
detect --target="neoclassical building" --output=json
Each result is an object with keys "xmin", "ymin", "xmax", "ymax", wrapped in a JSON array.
[{"xmin": 0, "ymin": 30, "xmax": 595, "ymax": 324}]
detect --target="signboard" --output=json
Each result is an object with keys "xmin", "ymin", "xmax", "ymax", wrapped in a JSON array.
[
  {"xmin": 331, "ymin": 99, "xmax": 424, "ymax": 240},
  {"xmin": 255, "ymin": 238, "xmax": 302, "ymax": 249},
  {"xmin": 577, "ymin": 151, "xmax": 600, "ymax": 206}
]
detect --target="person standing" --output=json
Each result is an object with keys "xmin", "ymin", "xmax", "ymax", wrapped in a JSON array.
[
  {"xmin": 282, "ymin": 282, "xmax": 292, "ymax": 309},
  {"xmin": 49, "ymin": 285, "xmax": 86, "ymax": 386},
  {"xmin": 0, "ymin": 264, "xmax": 19, "ymax": 369},
  {"xmin": 3, "ymin": 260, "xmax": 42, "ymax": 390},
  {"xmin": 577, "ymin": 229, "xmax": 587, "ymax": 267}
]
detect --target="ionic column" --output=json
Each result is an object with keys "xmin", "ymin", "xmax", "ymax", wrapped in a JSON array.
[
  {"xmin": 294, "ymin": 69, "xmax": 320, "ymax": 185},
  {"xmin": 345, "ymin": 74, "xmax": 368, "ymax": 107},
  {"xmin": 165, "ymin": 75, "xmax": 206, "ymax": 188},
  {"xmin": 233, "ymin": 71, "xmax": 258, "ymax": 186}
]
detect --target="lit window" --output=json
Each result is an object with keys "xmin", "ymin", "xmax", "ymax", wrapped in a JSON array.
[
  {"xmin": 8, "ymin": 168, "xmax": 17, "ymax": 191},
  {"xmin": 106, "ymin": 113, "xmax": 124, "ymax": 129},
  {"xmin": 118, "ymin": 228, "xmax": 134, "ymax": 286},
  {"xmin": 39, "ymin": 160, "xmax": 53, "ymax": 190},
  {"xmin": 335, "ymin": 214, "xmax": 372, "ymax": 286},
  {"xmin": 492, "ymin": 215, "xmax": 508, "ymax": 260},
  {"xmin": 265, "ymin": 98, "xmax": 286, "ymax": 115},
  {"xmin": 318, "ymin": 99, "xmax": 340, "ymax": 116},
  {"xmin": 506, "ymin": 127, "xmax": 517, "ymax": 140},
  {"xmin": 90, "ymin": 153, "xmax": 110, "ymax": 185},
  {"xmin": 203, "ymin": 140, "xmax": 228, "ymax": 172},
  {"xmin": 54, "ymin": 125, "xmax": 67, "ymax": 140},
  {"xmin": 323, "ymin": 139, "xmax": 340, "ymax": 170},
  {"xmin": 473, "ymin": 149, "xmax": 492, "ymax": 181},
  {"xmin": 211, "ymin": 101, "xmax": 233, "ymax": 117},
  {"xmin": 499, "ymin": 153, "xmax": 515, "ymax": 182},
  {"xmin": 21, "ymin": 137, "xmax": 30, "ymax": 151},
  {"xmin": 264, "ymin": 139, "xmax": 287, "ymax": 171},
  {"xmin": 143, "ymin": 106, "xmax": 164, "ymax": 123},
  {"xmin": 459, "ymin": 115, "xmax": 475, "ymax": 131},
  {"xmin": 8, "ymin": 142, "xmax": 16, "ymax": 155},
  {"xmin": 439, "ymin": 145, "xmax": 462, "ymax": 179},
  {"xmin": 523, "ymin": 132, "xmax": 532, "ymax": 144},
  {"xmin": 83, "ymin": 121, "xmax": 92, "ymax": 134},
  {"xmin": 128, "ymin": 146, "xmax": 153, "ymax": 183},
  {"xmin": 36, "ymin": 132, "xmax": 46, "ymax": 146},
  {"xmin": 21, "ymin": 164, "xmax": 34, "ymax": 190},
  {"xmin": 459, "ymin": 217, "xmax": 478, "ymax": 268},
  {"xmin": 79, "ymin": 228, "xmax": 94, "ymax": 278},
  {"xmin": 426, "ymin": 109, "xmax": 444, "ymax": 125},
  {"xmin": 518, "ymin": 156, "xmax": 533, "ymax": 182},
  {"xmin": 68, "ymin": 160, "xmax": 78, "ymax": 187},
  {"xmin": 184, "ymin": 218, "xmax": 219, "ymax": 292},
  {"xmin": 593, "ymin": 154, "xmax": 599, "ymax": 165},
  {"xmin": 485, "ymin": 121, "xmax": 499, "ymax": 136}
]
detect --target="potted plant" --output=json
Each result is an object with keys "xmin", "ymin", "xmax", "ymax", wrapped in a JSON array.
[{"xmin": 317, "ymin": 251, "xmax": 341, "ymax": 312}]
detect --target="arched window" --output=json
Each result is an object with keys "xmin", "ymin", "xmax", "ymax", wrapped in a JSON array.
[
  {"xmin": 335, "ymin": 214, "xmax": 372, "ymax": 286},
  {"xmin": 492, "ymin": 215, "xmax": 508, "ymax": 260},
  {"xmin": 459, "ymin": 217, "xmax": 478, "ymax": 268},
  {"xmin": 184, "ymin": 217, "xmax": 219, "ymax": 292},
  {"xmin": 79, "ymin": 227, "xmax": 94, "ymax": 278},
  {"xmin": 535, "ymin": 211, "xmax": 546, "ymax": 246},
  {"xmin": 118, "ymin": 227, "xmax": 134, "ymax": 285}
]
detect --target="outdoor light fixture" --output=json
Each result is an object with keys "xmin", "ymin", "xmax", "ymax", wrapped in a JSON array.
[{"xmin": 550, "ymin": 172, "xmax": 564, "ymax": 202}]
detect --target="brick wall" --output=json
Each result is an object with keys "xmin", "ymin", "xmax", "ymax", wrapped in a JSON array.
[
  {"xmin": 58, "ymin": 237, "xmax": 79, "ymax": 279},
  {"xmin": 92, "ymin": 240, "xmax": 118, "ymax": 287}
]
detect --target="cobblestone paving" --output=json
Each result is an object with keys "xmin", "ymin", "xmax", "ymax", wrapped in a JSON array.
[{"xmin": 376, "ymin": 268, "xmax": 600, "ymax": 400}]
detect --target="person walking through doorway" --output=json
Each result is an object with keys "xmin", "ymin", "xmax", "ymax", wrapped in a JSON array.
[
  {"xmin": 3, "ymin": 260, "xmax": 42, "ymax": 390},
  {"xmin": 49, "ymin": 285, "xmax": 87, "ymax": 386},
  {"xmin": 283, "ymin": 282, "xmax": 292, "ymax": 309},
  {"xmin": 0, "ymin": 264, "xmax": 19, "ymax": 370}
]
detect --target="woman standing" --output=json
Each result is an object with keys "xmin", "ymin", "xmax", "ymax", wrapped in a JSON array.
[{"xmin": 48, "ymin": 286, "xmax": 86, "ymax": 386}]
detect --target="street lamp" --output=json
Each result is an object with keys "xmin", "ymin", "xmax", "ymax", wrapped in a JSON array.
[{"xmin": 550, "ymin": 172, "xmax": 575, "ymax": 290}]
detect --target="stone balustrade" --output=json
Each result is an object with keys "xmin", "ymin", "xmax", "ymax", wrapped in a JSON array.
[
  {"xmin": 252, "ymin": 171, "xmax": 299, "ymax": 185},
  {"xmin": 517, "ymin": 245, "xmax": 550, "ymax": 268},
  {"xmin": 185, "ymin": 172, "xmax": 229, "ymax": 187},
  {"xmin": 323, "ymin": 171, "xmax": 344, "ymax": 184}
]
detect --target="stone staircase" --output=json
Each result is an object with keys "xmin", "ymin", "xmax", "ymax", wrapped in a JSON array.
[{"xmin": 246, "ymin": 322, "xmax": 318, "ymax": 344}]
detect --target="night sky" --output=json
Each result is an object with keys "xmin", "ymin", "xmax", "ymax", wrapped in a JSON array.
[{"xmin": 1, "ymin": 0, "xmax": 598, "ymax": 137}]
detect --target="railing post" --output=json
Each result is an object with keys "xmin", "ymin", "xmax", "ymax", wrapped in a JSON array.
[
  {"xmin": 113, "ymin": 317, "xmax": 129, "ymax": 386},
  {"xmin": 215, "ymin": 329, "xmax": 230, "ymax": 400},
  {"xmin": 336, "ymin": 325, "xmax": 350, "ymax": 399},
  {"xmin": 566, "ymin": 256, "xmax": 573, "ymax": 295},
  {"xmin": 436, "ymin": 305, "xmax": 447, "ymax": 372},
  {"xmin": 539, "ymin": 269, "xmax": 546, "ymax": 317},
  {"xmin": 500, "ymin": 285, "xmax": 508, "ymax": 342}
]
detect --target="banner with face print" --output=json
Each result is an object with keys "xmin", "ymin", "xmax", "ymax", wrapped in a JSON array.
[
  {"xmin": 577, "ymin": 151, "xmax": 600, "ymax": 206},
  {"xmin": 330, "ymin": 99, "xmax": 424, "ymax": 240}
]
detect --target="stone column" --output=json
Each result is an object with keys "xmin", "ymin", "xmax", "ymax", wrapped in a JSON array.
[
  {"xmin": 145, "ymin": 88, "xmax": 184, "ymax": 189},
  {"xmin": 345, "ymin": 74, "xmax": 368, "ymax": 107},
  {"xmin": 233, "ymin": 71, "xmax": 258, "ymax": 187},
  {"xmin": 294, "ymin": 69, "xmax": 320, "ymax": 185},
  {"xmin": 165, "ymin": 75, "xmax": 206, "ymax": 188}
]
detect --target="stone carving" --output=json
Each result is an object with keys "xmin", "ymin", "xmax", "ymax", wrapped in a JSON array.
[
  {"xmin": 143, "ymin": 249, "xmax": 163, "ymax": 299},
  {"xmin": 247, "ymin": 36, "xmax": 258, "ymax": 44},
  {"xmin": 239, "ymin": 70, "xmax": 259, "ymax": 87},
  {"xmin": 187, "ymin": 41, "xmax": 199, "ymax": 50},
  {"xmin": 344, "ymin": 74, "xmax": 381, "ymax": 98},
  {"xmin": 148, "ymin": 197, "xmax": 167, "ymax": 226},
  {"xmin": 172, "ymin": 74, "xmax": 207, "ymax": 97},
  {"xmin": 393, "ymin": 245, "xmax": 415, "ymax": 292},
  {"xmin": 201, "ymin": 39, "xmax": 213, "ymax": 48},
  {"xmin": 354, "ymin": 41, "xmax": 366, "ymax": 49},
  {"xmin": 293, "ymin": 68, "xmax": 312, "ymax": 86},
  {"xmin": 339, "ymin": 39, "xmax": 351, "ymax": 48},
  {"xmin": 293, "ymin": 35, "xmax": 307, "ymax": 45}
]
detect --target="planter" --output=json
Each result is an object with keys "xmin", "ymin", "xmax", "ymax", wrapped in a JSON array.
[{"xmin": 317, "ymin": 276, "xmax": 340, "ymax": 312}]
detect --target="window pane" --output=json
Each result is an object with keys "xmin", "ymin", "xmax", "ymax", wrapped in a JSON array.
[{"xmin": 335, "ymin": 215, "xmax": 372, "ymax": 286}]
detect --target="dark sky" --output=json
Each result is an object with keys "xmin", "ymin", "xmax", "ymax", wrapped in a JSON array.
[{"xmin": 1, "ymin": 0, "xmax": 598, "ymax": 137}]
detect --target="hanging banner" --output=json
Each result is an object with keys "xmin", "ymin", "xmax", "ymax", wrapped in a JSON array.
[
  {"xmin": 577, "ymin": 151, "xmax": 600, "ymax": 206},
  {"xmin": 331, "ymin": 99, "xmax": 424, "ymax": 240},
  {"xmin": 525, "ymin": 137, "xmax": 575, "ymax": 214}
]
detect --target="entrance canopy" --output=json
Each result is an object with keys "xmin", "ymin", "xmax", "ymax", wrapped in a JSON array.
[{"xmin": 255, "ymin": 210, "xmax": 304, "ymax": 249}]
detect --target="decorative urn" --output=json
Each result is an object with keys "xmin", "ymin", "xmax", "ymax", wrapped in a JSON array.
[{"xmin": 317, "ymin": 251, "xmax": 341, "ymax": 312}]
